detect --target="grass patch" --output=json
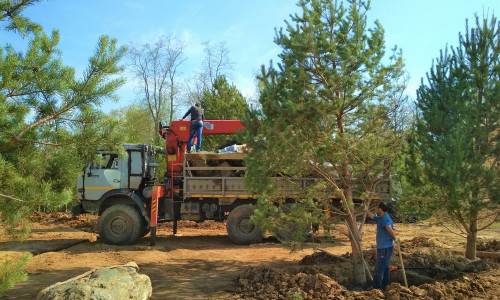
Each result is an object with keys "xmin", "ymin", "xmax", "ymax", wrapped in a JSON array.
[{"xmin": 487, "ymin": 223, "xmax": 500, "ymax": 229}]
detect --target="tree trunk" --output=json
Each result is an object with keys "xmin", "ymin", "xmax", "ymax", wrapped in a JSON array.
[
  {"xmin": 170, "ymin": 78, "xmax": 174, "ymax": 124},
  {"xmin": 350, "ymin": 239, "xmax": 366, "ymax": 285},
  {"xmin": 465, "ymin": 213, "xmax": 478, "ymax": 260}
]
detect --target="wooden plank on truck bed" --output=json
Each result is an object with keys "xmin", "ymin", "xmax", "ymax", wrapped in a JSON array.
[{"xmin": 184, "ymin": 153, "xmax": 246, "ymax": 160}]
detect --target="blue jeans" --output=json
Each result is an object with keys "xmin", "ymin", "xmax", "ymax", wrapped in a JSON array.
[
  {"xmin": 373, "ymin": 246, "xmax": 393, "ymax": 290},
  {"xmin": 187, "ymin": 121, "xmax": 203, "ymax": 152}
]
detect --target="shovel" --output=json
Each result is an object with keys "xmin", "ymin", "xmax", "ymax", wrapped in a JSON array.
[{"xmin": 396, "ymin": 239, "xmax": 408, "ymax": 288}]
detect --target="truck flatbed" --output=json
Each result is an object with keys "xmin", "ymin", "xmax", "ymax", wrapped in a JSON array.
[{"xmin": 184, "ymin": 152, "xmax": 246, "ymax": 160}]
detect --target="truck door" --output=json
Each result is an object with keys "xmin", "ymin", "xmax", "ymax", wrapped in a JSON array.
[{"xmin": 82, "ymin": 153, "xmax": 122, "ymax": 201}]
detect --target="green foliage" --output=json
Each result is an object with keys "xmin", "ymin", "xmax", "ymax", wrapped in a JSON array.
[
  {"xmin": 111, "ymin": 103, "xmax": 167, "ymax": 183},
  {"xmin": 285, "ymin": 290, "xmax": 304, "ymax": 300},
  {"xmin": 410, "ymin": 14, "xmax": 499, "ymax": 257},
  {"xmin": 0, "ymin": 0, "xmax": 127, "ymax": 235},
  {"xmin": 0, "ymin": 253, "xmax": 31, "ymax": 293},
  {"xmin": 0, "ymin": 0, "xmax": 42, "ymax": 35},
  {"xmin": 113, "ymin": 103, "xmax": 157, "ymax": 144},
  {"xmin": 488, "ymin": 223, "xmax": 500, "ymax": 229},
  {"xmin": 0, "ymin": 144, "xmax": 80, "ymax": 236},
  {"xmin": 390, "ymin": 137, "xmax": 440, "ymax": 221},
  {"xmin": 242, "ymin": 0, "xmax": 406, "ymax": 251},
  {"xmin": 201, "ymin": 76, "xmax": 248, "ymax": 151}
]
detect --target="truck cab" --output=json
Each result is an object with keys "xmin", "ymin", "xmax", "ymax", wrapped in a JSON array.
[{"xmin": 75, "ymin": 144, "xmax": 158, "ymax": 244}]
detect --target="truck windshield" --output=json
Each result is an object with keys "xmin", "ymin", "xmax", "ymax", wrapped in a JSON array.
[{"xmin": 93, "ymin": 153, "xmax": 119, "ymax": 169}]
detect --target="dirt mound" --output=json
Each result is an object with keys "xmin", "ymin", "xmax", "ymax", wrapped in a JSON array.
[
  {"xmin": 30, "ymin": 212, "xmax": 98, "ymax": 232},
  {"xmin": 394, "ymin": 250, "xmax": 495, "ymax": 286},
  {"xmin": 30, "ymin": 211, "xmax": 73, "ymax": 224},
  {"xmin": 233, "ymin": 267, "xmax": 351, "ymax": 300},
  {"xmin": 406, "ymin": 274, "xmax": 494, "ymax": 300},
  {"xmin": 402, "ymin": 236, "xmax": 452, "ymax": 249},
  {"xmin": 477, "ymin": 239, "xmax": 500, "ymax": 251},
  {"xmin": 299, "ymin": 251, "xmax": 350, "ymax": 264},
  {"xmin": 233, "ymin": 266, "xmax": 498, "ymax": 300},
  {"xmin": 176, "ymin": 220, "xmax": 226, "ymax": 230},
  {"xmin": 233, "ymin": 250, "xmax": 498, "ymax": 299}
]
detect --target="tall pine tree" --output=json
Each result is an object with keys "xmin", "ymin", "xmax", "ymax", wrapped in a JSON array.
[
  {"xmin": 411, "ymin": 14, "xmax": 499, "ymax": 259},
  {"xmin": 0, "ymin": 0, "xmax": 126, "ymax": 233},
  {"xmin": 242, "ymin": 0, "xmax": 405, "ymax": 284}
]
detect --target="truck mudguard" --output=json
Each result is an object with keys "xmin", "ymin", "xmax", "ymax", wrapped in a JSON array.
[{"xmin": 96, "ymin": 189, "xmax": 150, "ymax": 223}]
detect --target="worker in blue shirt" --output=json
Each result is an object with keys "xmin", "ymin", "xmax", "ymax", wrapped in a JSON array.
[{"xmin": 365, "ymin": 202, "xmax": 399, "ymax": 290}]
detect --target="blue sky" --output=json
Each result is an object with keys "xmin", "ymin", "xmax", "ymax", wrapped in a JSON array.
[{"xmin": 2, "ymin": 0, "xmax": 499, "ymax": 114}]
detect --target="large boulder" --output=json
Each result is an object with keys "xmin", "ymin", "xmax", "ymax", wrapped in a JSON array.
[{"xmin": 37, "ymin": 261, "xmax": 152, "ymax": 300}]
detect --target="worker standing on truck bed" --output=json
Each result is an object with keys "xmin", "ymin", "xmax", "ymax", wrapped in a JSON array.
[
  {"xmin": 181, "ymin": 101, "xmax": 205, "ymax": 153},
  {"xmin": 365, "ymin": 202, "xmax": 399, "ymax": 290}
]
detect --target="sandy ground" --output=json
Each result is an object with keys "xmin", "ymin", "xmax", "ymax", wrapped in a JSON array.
[{"xmin": 0, "ymin": 212, "xmax": 498, "ymax": 299}]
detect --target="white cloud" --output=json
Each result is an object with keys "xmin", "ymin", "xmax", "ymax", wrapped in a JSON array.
[
  {"xmin": 181, "ymin": 29, "xmax": 204, "ymax": 59},
  {"xmin": 234, "ymin": 75, "xmax": 258, "ymax": 101}
]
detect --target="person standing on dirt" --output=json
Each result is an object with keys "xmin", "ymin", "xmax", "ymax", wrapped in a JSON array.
[
  {"xmin": 181, "ymin": 101, "xmax": 205, "ymax": 153},
  {"xmin": 365, "ymin": 202, "xmax": 399, "ymax": 290}
]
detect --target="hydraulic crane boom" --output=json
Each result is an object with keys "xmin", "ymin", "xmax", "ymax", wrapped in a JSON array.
[{"xmin": 158, "ymin": 119, "xmax": 245, "ymax": 175}]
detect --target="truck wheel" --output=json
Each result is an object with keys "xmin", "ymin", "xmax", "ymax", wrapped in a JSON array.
[
  {"xmin": 98, "ymin": 204, "xmax": 141, "ymax": 245},
  {"xmin": 226, "ymin": 204, "xmax": 263, "ymax": 245}
]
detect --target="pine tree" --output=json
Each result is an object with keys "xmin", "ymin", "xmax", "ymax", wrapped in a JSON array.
[
  {"xmin": 0, "ymin": 253, "xmax": 31, "ymax": 293},
  {"xmin": 412, "ymin": 15, "xmax": 499, "ymax": 259},
  {"xmin": 242, "ymin": 0, "xmax": 405, "ymax": 284},
  {"xmin": 0, "ymin": 0, "xmax": 127, "ymax": 232},
  {"xmin": 201, "ymin": 76, "xmax": 248, "ymax": 151}
]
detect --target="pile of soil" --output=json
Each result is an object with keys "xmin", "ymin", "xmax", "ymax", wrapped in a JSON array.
[
  {"xmin": 232, "ymin": 243, "xmax": 498, "ymax": 299},
  {"xmin": 477, "ymin": 239, "xmax": 500, "ymax": 251},
  {"xmin": 30, "ymin": 212, "xmax": 98, "ymax": 232},
  {"xmin": 401, "ymin": 236, "xmax": 453, "ymax": 249},
  {"xmin": 175, "ymin": 219, "xmax": 226, "ymax": 230}
]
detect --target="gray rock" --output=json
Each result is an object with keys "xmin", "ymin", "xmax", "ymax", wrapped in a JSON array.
[{"xmin": 37, "ymin": 261, "xmax": 152, "ymax": 300}]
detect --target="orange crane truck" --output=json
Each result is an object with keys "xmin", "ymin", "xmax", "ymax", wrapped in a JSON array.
[{"xmin": 74, "ymin": 119, "xmax": 395, "ymax": 246}]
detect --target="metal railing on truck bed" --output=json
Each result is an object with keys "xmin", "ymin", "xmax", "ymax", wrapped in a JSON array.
[{"xmin": 182, "ymin": 153, "xmax": 392, "ymax": 202}]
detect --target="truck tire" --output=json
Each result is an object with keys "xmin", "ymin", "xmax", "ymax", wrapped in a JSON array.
[
  {"xmin": 139, "ymin": 223, "xmax": 150, "ymax": 238},
  {"xmin": 98, "ymin": 204, "xmax": 141, "ymax": 245},
  {"xmin": 226, "ymin": 204, "xmax": 263, "ymax": 245}
]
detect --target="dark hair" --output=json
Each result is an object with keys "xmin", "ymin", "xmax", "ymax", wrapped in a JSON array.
[{"xmin": 378, "ymin": 202, "xmax": 389, "ymax": 212}]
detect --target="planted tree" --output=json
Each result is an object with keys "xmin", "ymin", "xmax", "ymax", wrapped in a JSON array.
[
  {"xmin": 242, "ymin": 0, "xmax": 405, "ymax": 285},
  {"xmin": 410, "ymin": 14, "xmax": 499, "ymax": 259},
  {"xmin": 0, "ymin": 0, "xmax": 127, "ymax": 291}
]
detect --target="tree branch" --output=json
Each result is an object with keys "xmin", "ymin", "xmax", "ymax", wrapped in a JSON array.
[{"xmin": 0, "ymin": 193, "xmax": 25, "ymax": 202}]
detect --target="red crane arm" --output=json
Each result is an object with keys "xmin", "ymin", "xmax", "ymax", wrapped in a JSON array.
[
  {"xmin": 159, "ymin": 119, "xmax": 245, "ymax": 176},
  {"xmin": 165, "ymin": 120, "xmax": 245, "ymax": 142}
]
